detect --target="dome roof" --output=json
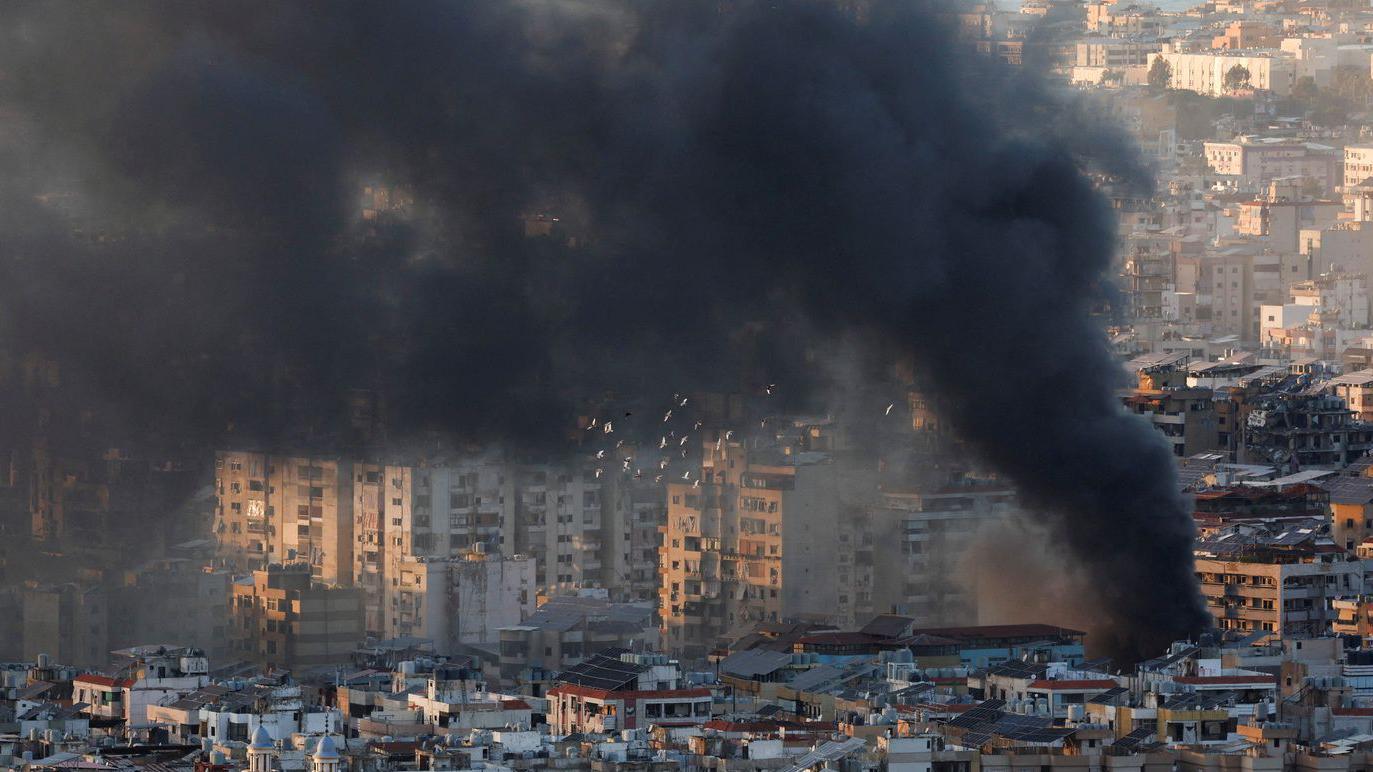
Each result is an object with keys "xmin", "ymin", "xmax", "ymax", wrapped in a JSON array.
[
  {"xmin": 313, "ymin": 735, "xmax": 339, "ymax": 761},
  {"xmin": 250, "ymin": 725, "xmax": 274, "ymax": 750}
]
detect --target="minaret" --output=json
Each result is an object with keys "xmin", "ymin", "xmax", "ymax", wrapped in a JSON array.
[
  {"xmin": 311, "ymin": 735, "xmax": 340, "ymax": 772},
  {"xmin": 248, "ymin": 725, "xmax": 274, "ymax": 772}
]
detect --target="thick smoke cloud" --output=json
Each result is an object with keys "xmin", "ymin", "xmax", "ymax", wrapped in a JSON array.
[{"xmin": 0, "ymin": 0, "xmax": 1209, "ymax": 659}]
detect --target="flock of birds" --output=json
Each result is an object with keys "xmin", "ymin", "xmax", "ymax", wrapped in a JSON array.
[
  {"xmin": 583, "ymin": 392, "xmax": 705, "ymax": 487},
  {"xmin": 580, "ymin": 387, "xmax": 901, "ymax": 488}
]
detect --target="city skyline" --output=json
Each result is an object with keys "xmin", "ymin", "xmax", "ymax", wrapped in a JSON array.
[{"xmin": 7, "ymin": 0, "xmax": 1373, "ymax": 770}]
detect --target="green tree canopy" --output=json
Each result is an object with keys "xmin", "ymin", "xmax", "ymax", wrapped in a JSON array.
[
  {"xmin": 1148, "ymin": 57, "xmax": 1172, "ymax": 91},
  {"xmin": 1223, "ymin": 64, "xmax": 1251, "ymax": 92}
]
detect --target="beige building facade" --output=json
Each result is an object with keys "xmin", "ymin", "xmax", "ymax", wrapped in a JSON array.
[{"xmin": 658, "ymin": 439, "xmax": 877, "ymax": 657}]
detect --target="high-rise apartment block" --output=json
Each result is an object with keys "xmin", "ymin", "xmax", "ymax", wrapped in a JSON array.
[
  {"xmin": 213, "ymin": 452, "xmax": 354, "ymax": 586},
  {"xmin": 214, "ymin": 450, "xmax": 664, "ymax": 640},
  {"xmin": 657, "ymin": 439, "xmax": 879, "ymax": 657},
  {"xmin": 386, "ymin": 548, "xmax": 535, "ymax": 648},
  {"xmin": 22, "ymin": 582, "xmax": 108, "ymax": 668},
  {"xmin": 863, "ymin": 484, "xmax": 1018, "ymax": 627}
]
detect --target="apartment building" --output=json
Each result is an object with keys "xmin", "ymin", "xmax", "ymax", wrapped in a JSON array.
[
  {"xmin": 1328, "ymin": 371, "xmax": 1373, "ymax": 424},
  {"xmin": 218, "ymin": 450, "xmax": 660, "ymax": 638},
  {"xmin": 1195, "ymin": 524, "xmax": 1366, "ymax": 636},
  {"xmin": 108, "ymin": 559, "xmax": 231, "ymax": 661},
  {"xmin": 1292, "ymin": 271, "xmax": 1371, "ymax": 327},
  {"xmin": 1212, "ymin": 20, "xmax": 1280, "ymax": 50},
  {"xmin": 1191, "ymin": 248, "xmax": 1255, "ymax": 339},
  {"xmin": 1325, "ymin": 476, "xmax": 1373, "ymax": 553},
  {"xmin": 351, "ymin": 461, "xmax": 405, "ymax": 634},
  {"xmin": 496, "ymin": 595, "xmax": 656, "ymax": 687},
  {"xmin": 1204, "ymin": 138, "xmax": 1336, "ymax": 190},
  {"xmin": 214, "ymin": 452, "xmax": 355, "ymax": 586},
  {"xmin": 607, "ymin": 479, "xmax": 668, "ymax": 604},
  {"xmin": 22, "ymin": 583, "xmax": 108, "ymax": 668},
  {"xmin": 79, "ymin": 645, "xmax": 210, "ymax": 728},
  {"xmin": 864, "ymin": 484, "xmax": 1017, "ymax": 627},
  {"xmin": 509, "ymin": 464, "xmax": 609, "ymax": 593},
  {"xmin": 657, "ymin": 439, "xmax": 877, "ymax": 658},
  {"xmin": 1074, "ymin": 38, "xmax": 1159, "ymax": 68},
  {"xmin": 1300, "ymin": 221, "xmax": 1373, "ymax": 277},
  {"xmin": 1266, "ymin": 261, "xmax": 1373, "ymax": 348},
  {"xmin": 1122, "ymin": 238, "xmax": 1172, "ymax": 321},
  {"xmin": 229, "ymin": 564, "xmax": 364, "ymax": 670},
  {"xmin": 1345, "ymin": 145, "xmax": 1373, "ymax": 191},
  {"xmin": 385, "ymin": 548, "xmax": 534, "ymax": 648},
  {"xmin": 1085, "ymin": 2, "xmax": 1165, "ymax": 36},
  {"xmin": 546, "ymin": 652, "xmax": 712, "ymax": 735},
  {"xmin": 1123, "ymin": 388, "xmax": 1221, "ymax": 457},
  {"xmin": 1234, "ymin": 179, "xmax": 1342, "ymax": 253},
  {"xmin": 30, "ymin": 448, "xmax": 195, "ymax": 547}
]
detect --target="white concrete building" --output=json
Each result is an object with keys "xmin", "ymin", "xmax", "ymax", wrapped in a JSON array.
[
  {"xmin": 74, "ymin": 646, "xmax": 210, "ymax": 729},
  {"xmin": 1151, "ymin": 48, "xmax": 1297, "ymax": 96}
]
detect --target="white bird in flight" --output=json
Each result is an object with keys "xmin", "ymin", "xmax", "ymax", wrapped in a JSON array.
[
  {"xmin": 595, "ymin": 450, "xmax": 606, "ymax": 459},
  {"xmin": 663, "ymin": 410, "xmax": 672, "ymax": 422},
  {"xmin": 885, "ymin": 403, "xmax": 894, "ymax": 416}
]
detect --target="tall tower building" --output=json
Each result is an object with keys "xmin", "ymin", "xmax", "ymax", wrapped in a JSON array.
[
  {"xmin": 213, "ymin": 451, "xmax": 355, "ymax": 586},
  {"xmin": 658, "ymin": 438, "xmax": 877, "ymax": 658}
]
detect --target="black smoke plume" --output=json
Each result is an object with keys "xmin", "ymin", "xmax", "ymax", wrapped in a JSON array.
[{"xmin": 0, "ymin": 0, "xmax": 1210, "ymax": 659}]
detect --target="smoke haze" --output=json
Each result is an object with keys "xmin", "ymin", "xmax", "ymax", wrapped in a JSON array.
[{"xmin": 0, "ymin": 0, "xmax": 1209, "ymax": 659}]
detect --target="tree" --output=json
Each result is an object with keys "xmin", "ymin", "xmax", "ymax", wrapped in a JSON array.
[
  {"xmin": 1292, "ymin": 75, "xmax": 1319, "ymax": 102},
  {"xmin": 1223, "ymin": 64, "xmax": 1251, "ymax": 93},
  {"xmin": 1148, "ymin": 57, "xmax": 1172, "ymax": 91},
  {"xmin": 1331, "ymin": 65, "xmax": 1373, "ymax": 106}
]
